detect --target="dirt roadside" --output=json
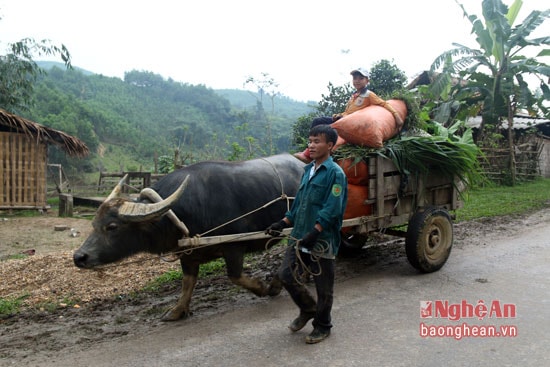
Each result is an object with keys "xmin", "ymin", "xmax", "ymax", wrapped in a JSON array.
[{"xmin": 1, "ymin": 205, "xmax": 548, "ymax": 364}]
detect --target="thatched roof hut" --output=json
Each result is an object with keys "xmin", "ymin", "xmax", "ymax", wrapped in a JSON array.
[
  {"xmin": 0, "ymin": 108, "xmax": 89, "ymax": 210},
  {"xmin": 0, "ymin": 109, "xmax": 89, "ymax": 157}
]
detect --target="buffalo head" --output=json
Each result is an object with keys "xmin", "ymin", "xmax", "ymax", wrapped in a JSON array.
[{"xmin": 73, "ymin": 175, "xmax": 189, "ymax": 268}]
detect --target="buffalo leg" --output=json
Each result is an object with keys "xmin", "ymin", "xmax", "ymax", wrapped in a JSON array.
[
  {"xmin": 161, "ymin": 261, "xmax": 199, "ymax": 321},
  {"xmin": 225, "ymin": 247, "xmax": 273, "ymax": 297},
  {"xmin": 266, "ymin": 274, "xmax": 283, "ymax": 296},
  {"xmin": 229, "ymin": 274, "xmax": 270, "ymax": 296}
]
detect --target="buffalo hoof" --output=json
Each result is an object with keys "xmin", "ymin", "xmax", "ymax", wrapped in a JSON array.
[
  {"xmin": 266, "ymin": 280, "xmax": 283, "ymax": 297},
  {"xmin": 161, "ymin": 308, "xmax": 192, "ymax": 322}
]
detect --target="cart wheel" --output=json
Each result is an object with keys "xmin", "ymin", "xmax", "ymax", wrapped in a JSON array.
[
  {"xmin": 406, "ymin": 206, "xmax": 453, "ymax": 273},
  {"xmin": 338, "ymin": 233, "xmax": 367, "ymax": 257}
]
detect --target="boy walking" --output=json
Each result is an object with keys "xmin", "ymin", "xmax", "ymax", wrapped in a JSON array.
[{"xmin": 266, "ymin": 124, "xmax": 348, "ymax": 344}]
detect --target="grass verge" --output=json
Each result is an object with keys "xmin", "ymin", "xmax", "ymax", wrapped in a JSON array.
[
  {"xmin": 142, "ymin": 259, "xmax": 226, "ymax": 292},
  {"xmin": 456, "ymin": 178, "xmax": 550, "ymax": 221},
  {"xmin": 0, "ymin": 294, "xmax": 28, "ymax": 317}
]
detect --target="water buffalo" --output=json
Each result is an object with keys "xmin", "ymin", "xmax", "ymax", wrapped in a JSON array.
[{"xmin": 73, "ymin": 154, "xmax": 304, "ymax": 321}]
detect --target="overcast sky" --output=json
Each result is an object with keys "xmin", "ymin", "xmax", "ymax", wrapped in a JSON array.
[{"xmin": 0, "ymin": 0, "xmax": 547, "ymax": 102}]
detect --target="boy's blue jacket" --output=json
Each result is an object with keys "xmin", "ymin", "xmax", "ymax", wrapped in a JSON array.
[{"xmin": 286, "ymin": 156, "xmax": 348, "ymax": 258}]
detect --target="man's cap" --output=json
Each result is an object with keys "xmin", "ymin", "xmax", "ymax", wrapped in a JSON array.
[{"xmin": 350, "ymin": 67, "xmax": 369, "ymax": 78}]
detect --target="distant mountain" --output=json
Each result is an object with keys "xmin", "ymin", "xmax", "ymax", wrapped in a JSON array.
[
  {"xmin": 215, "ymin": 89, "xmax": 316, "ymax": 119},
  {"xmin": 27, "ymin": 64, "xmax": 315, "ymax": 175},
  {"xmin": 37, "ymin": 61, "xmax": 95, "ymax": 76},
  {"xmin": 37, "ymin": 61, "xmax": 314, "ymax": 119}
]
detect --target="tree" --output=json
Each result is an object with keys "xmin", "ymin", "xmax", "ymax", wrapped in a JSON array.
[
  {"xmin": 124, "ymin": 70, "xmax": 165, "ymax": 88},
  {"xmin": 369, "ymin": 59, "xmax": 407, "ymax": 98},
  {"xmin": 244, "ymin": 72, "xmax": 280, "ymax": 114},
  {"xmin": 291, "ymin": 82, "xmax": 354, "ymax": 151},
  {"xmin": 431, "ymin": 0, "xmax": 549, "ymax": 130},
  {"xmin": 430, "ymin": 0, "xmax": 549, "ymax": 184},
  {"xmin": 291, "ymin": 59, "xmax": 407, "ymax": 151},
  {"xmin": 244, "ymin": 72, "xmax": 281, "ymax": 155},
  {"xmin": 317, "ymin": 82, "xmax": 354, "ymax": 116},
  {"xmin": 0, "ymin": 37, "xmax": 71, "ymax": 113}
]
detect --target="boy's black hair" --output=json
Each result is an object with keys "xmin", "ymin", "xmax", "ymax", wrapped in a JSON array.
[{"xmin": 309, "ymin": 124, "xmax": 338, "ymax": 145}]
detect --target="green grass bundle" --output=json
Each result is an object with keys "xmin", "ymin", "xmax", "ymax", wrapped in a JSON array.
[{"xmin": 333, "ymin": 121, "xmax": 485, "ymax": 189}]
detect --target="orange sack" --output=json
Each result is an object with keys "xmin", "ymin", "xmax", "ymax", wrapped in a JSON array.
[
  {"xmin": 343, "ymin": 184, "xmax": 372, "ymax": 220},
  {"xmin": 334, "ymin": 135, "xmax": 346, "ymax": 151},
  {"xmin": 337, "ymin": 158, "xmax": 369, "ymax": 186},
  {"xmin": 331, "ymin": 99, "xmax": 407, "ymax": 148}
]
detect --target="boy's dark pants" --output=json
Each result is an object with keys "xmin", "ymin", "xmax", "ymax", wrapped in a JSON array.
[{"xmin": 278, "ymin": 245, "xmax": 335, "ymax": 332}]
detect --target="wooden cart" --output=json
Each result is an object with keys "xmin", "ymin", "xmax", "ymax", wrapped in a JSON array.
[
  {"xmin": 338, "ymin": 154, "xmax": 463, "ymax": 273},
  {"xmin": 177, "ymin": 155, "xmax": 463, "ymax": 273}
]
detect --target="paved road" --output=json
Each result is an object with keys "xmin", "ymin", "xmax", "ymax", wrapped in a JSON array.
[{"xmin": 36, "ymin": 213, "xmax": 550, "ymax": 367}]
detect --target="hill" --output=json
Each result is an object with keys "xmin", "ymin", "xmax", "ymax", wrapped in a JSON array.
[
  {"xmin": 25, "ymin": 64, "xmax": 315, "ymax": 176},
  {"xmin": 215, "ymin": 89, "xmax": 316, "ymax": 118}
]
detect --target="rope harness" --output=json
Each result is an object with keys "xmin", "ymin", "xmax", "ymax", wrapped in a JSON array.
[
  {"xmin": 156, "ymin": 157, "xmax": 331, "ymax": 284},
  {"xmin": 174, "ymin": 157, "xmax": 293, "ymax": 248},
  {"xmin": 190, "ymin": 194, "xmax": 293, "ymax": 240}
]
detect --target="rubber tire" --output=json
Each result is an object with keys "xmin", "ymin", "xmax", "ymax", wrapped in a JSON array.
[
  {"xmin": 405, "ymin": 206, "xmax": 453, "ymax": 273},
  {"xmin": 338, "ymin": 234, "xmax": 367, "ymax": 257}
]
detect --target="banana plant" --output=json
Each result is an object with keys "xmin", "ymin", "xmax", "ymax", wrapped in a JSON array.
[
  {"xmin": 430, "ymin": 0, "xmax": 549, "ymax": 134},
  {"xmin": 429, "ymin": 0, "xmax": 549, "ymax": 184}
]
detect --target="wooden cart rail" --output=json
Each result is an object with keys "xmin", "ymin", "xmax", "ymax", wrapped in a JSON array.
[
  {"xmin": 355, "ymin": 155, "xmax": 463, "ymax": 234},
  {"xmin": 176, "ymin": 218, "xmax": 368, "ymax": 249}
]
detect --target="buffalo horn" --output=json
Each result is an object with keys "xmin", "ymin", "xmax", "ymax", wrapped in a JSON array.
[
  {"xmin": 117, "ymin": 175, "xmax": 190, "ymax": 222},
  {"xmin": 139, "ymin": 187, "xmax": 190, "ymax": 236},
  {"xmin": 105, "ymin": 174, "xmax": 129, "ymax": 202}
]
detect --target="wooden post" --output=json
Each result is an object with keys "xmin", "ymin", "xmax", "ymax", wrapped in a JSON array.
[
  {"xmin": 376, "ymin": 155, "xmax": 385, "ymax": 229},
  {"xmin": 59, "ymin": 193, "xmax": 73, "ymax": 217}
]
